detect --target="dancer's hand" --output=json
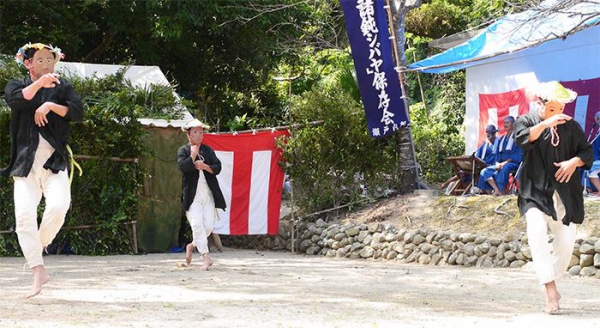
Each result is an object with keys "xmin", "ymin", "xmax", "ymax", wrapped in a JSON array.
[
  {"xmin": 544, "ymin": 114, "xmax": 571, "ymax": 129},
  {"xmin": 194, "ymin": 160, "xmax": 213, "ymax": 174},
  {"xmin": 34, "ymin": 103, "xmax": 51, "ymax": 127},
  {"xmin": 194, "ymin": 160, "xmax": 207, "ymax": 171},
  {"xmin": 36, "ymin": 73, "xmax": 60, "ymax": 89},
  {"xmin": 553, "ymin": 157, "xmax": 579, "ymax": 183},
  {"xmin": 190, "ymin": 145, "xmax": 199, "ymax": 159}
]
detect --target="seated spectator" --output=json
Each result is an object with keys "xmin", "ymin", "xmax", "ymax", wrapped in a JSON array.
[
  {"xmin": 477, "ymin": 116, "xmax": 522, "ymax": 196},
  {"xmin": 442, "ymin": 124, "xmax": 499, "ymax": 194},
  {"xmin": 586, "ymin": 112, "xmax": 600, "ymax": 198},
  {"xmin": 441, "ymin": 169, "xmax": 472, "ymax": 194},
  {"xmin": 475, "ymin": 124, "xmax": 500, "ymax": 166}
]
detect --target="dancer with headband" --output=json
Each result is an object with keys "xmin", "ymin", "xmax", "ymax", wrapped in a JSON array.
[{"xmin": 2, "ymin": 43, "xmax": 83, "ymax": 298}]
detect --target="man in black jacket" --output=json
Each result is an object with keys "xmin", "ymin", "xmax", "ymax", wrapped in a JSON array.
[
  {"xmin": 177, "ymin": 119, "xmax": 226, "ymax": 270},
  {"xmin": 2, "ymin": 43, "xmax": 83, "ymax": 298},
  {"xmin": 514, "ymin": 81, "xmax": 592, "ymax": 314}
]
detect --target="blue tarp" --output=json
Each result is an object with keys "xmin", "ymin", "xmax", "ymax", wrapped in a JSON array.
[{"xmin": 408, "ymin": 0, "xmax": 600, "ymax": 74}]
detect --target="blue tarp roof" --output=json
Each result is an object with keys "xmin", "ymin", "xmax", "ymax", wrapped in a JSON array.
[{"xmin": 407, "ymin": 0, "xmax": 600, "ymax": 74}]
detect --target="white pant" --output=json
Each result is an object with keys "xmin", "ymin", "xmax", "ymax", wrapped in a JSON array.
[
  {"xmin": 14, "ymin": 144, "xmax": 71, "ymax": 268},
  {"xmin": 185, "ymin": 180, "xmax": 216, "ymax": 255},
  {"xmin": 525, "ymin": 192, "xmax": 576, "ymax": 285}
]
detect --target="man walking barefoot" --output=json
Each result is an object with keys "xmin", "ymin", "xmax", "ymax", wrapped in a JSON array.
[
  {"xmin": 2, "ymin": 43, "xmax": 83, "ymax": 297},
  {"xmin": 514, "ymin": 81, "xmax": 592, "ymax": 314},
  {"xmin": 177, "ymin": 119, "xmax": 226, "ymax": 270}
]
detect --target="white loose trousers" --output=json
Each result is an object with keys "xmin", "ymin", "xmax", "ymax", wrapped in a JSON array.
[
  {"xmin": 185, "ymin": 175, "xmax": 216, "ymax": 255},
  {"xmin": 14, "ymin": 138, "xmax": 71, "ymax": 268},
  {"xmin": 525, "ymin": 192, "xmax": 576, "ymax": 286}
]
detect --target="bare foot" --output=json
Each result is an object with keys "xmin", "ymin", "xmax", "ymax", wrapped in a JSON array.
[
  {"xmin": 200, "ymin": 254, "xmax": 213, "ymax": 271},
  {"xmin": 27, "ymin": 265, "xmax": 50, "ymax": 298},
  {"xmin": 185, "ymin": 243, "xmax": 194, "ymax": 265},
  {"xmin": 543, "ymin": 282, "xmax": 561, "ymax": 314}
]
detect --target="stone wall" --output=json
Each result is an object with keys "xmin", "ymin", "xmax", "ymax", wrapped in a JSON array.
[{"xmin": 221, "ymin": 219, "xmax": 600, "ymax": 278}]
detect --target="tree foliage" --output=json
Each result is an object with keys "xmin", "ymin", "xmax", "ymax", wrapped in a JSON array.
[
  {"xmin": 402, "ymin": 0, "xmax": 520, "ymax": 183},
  {"xmin": 0, "ymin": 0, "xmax": 340, "ymax": 131},
  {"xmin": 0, "ymin": 0, "xmax": 559, "ymax": 223},
  {"xmin": 284, "ymin": 84, "xmax": 399, "ymax": 213},
  {"xmin": 406, "ymin": 0, "xmax": 514, "ymax": 39},
  {"xmin": 283, "ymin": 50, "xmax": 399, "ymax": 213},
  {"xmin": 408, "ymin": 71, "xmax": 467, "ymax": 182}
]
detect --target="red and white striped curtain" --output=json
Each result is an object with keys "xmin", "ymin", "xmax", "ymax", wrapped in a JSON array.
[{"xmin": 203, "ymin": 130, "xmax": 289, "ymax": 235}]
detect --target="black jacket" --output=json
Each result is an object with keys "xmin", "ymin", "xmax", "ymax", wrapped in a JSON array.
[
  {"xmin": 514, "ymin": 112, "xmax": 593, "ymax": 225},
  {"xmin": 2, "ymin": 77, "xmax": 83, "ymax": 177},
  {"xmin": 177, "ymin": 143, "xmax": 226, "ymax": 211}
]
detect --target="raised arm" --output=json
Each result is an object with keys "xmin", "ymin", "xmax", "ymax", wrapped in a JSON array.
[
  {"xmin": 22, "ymin": 73, "xmax": 61, "ymax": 100},
  {"xmin": 177, "ymin": 145, "xmax": 197, "ymax": 174}
]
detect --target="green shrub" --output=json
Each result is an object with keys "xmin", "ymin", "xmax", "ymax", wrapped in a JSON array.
[
  {"xmin": 410, "ymin": 71, "xmax": 466, "ymax": 183},
  {"xmin": 284, "ymin": 81, "xmax": 399, "ymax": 214}
]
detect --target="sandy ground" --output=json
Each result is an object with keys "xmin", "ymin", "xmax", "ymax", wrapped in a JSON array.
[{"xmin": 1, "ymin": 249, "xmax": 600, "ymax": 328}]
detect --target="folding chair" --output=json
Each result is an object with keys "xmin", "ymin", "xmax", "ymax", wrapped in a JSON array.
[{"xmin": 506, "ymin": 162, "xmax": 523, "ymax": 195}]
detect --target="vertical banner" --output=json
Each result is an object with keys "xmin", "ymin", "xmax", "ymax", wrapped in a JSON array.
[{"xmin": 340, "ymin": 0, "xmax": 409, "ymax": 138}]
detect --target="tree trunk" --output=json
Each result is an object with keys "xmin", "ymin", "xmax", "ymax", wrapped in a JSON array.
[
  {"xmin": 395, "ymin": 128, "xmax": 419, "ymax": 193},
  {"xmin": 388, "ymin": 0, "xmax": 422, "ymax": 192}
]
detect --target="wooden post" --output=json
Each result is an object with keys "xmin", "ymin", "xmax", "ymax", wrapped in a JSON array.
[{"xmin": 131, "ymin": 220, "xmax": 139, "ymax": 254}]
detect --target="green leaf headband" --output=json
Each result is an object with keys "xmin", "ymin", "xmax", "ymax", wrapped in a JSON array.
[{"xmin": 15, "ymin": 43, "xmax": 64, "ymax": 66}]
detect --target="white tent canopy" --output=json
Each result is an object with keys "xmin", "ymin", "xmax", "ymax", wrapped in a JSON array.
[{"xmin": 56, "ymin": 62, "xmax": 194, "ymax": 128}]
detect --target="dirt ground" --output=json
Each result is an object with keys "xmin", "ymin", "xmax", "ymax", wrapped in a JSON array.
[
  {"xmin": 1, "ymin": 249, "xmax": 600, "ymax": 328},
  {"xmin": 2, "ymin": 194, "xmax": 600, "ymax": 328}
]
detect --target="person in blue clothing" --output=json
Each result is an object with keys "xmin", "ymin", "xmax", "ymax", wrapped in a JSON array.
[
  {"xmin": 477, "ymin": 116, "xmax": 522, "ymax": 196},
  {"xmin": 585, "ymin": 111, "xmax": 600, "ymax": 197},
  {"xmin": 441, "ymin": 125, "xmax": 498, "ymax": 193},
  {"xmin": 475, "ymin": 124, "xmax": 500, "ymax": 166}
]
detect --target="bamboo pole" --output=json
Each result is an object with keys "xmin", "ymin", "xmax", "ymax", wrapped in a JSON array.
[
  {"xmin": 73, "ymin": 155, "xmax": 139, "ymax": 163},
  {"xmin": 208, "ymin": 120, "xmax": 324, "ymax": 135}
]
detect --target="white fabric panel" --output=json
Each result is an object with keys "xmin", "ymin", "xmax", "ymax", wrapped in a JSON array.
[
  {"xmin": 509, "ymin": 105, "xmax": 519, "ymax": 120},
  {"xmin": 487, "ymin": 108, "xmax": 498, "ymax": 128},
  {"xmin": 574, "ymin": 95, "xmax": 590, "ymax": 129},
  {"xmin": 213, "ymin": 151, "xmax": 234, "ymax": 235},
  {"xmin": 248, "ymin": 151, "xmax": 272, "ymax": 234},
  {"xmin": 529, "ymin": 101, "xmax": 539, "ymax": 113},
  {"xmin": 57, "ymin": 62, "xmax": 170, "ymax": 86}
]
